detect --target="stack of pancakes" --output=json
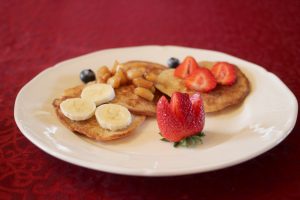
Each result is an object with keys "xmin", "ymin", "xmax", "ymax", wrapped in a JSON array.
[
  {"xmin": 53, "ymin": 61, "xmax": 166, "ymax": 141},
  {"xmin": 53, "ymin": 60, "xmax": 250, "ymax": 141},
  {"xmin": 155, "ymin": 61, "xmax": 250, "ymax": 112}
]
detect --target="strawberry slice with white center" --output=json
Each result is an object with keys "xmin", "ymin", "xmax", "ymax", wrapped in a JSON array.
[
  {"xmin": 174, "ymin": 56, "xmax": 199, "ymax": 78},
  {"xmin": 211, "ymin": 62, "xmax": 237, "ymax": 85},
  {"xmin": 185, "ymin": 68, "xmax": 217, "ymax": 92}
]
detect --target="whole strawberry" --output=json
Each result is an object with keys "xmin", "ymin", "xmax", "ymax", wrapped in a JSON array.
[{"xmin": 156, "ymin": 92, "xmax": 205, "ymax": 146}]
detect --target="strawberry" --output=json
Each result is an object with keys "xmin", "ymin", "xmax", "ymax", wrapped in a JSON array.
[
  {"xmin": 211, "ymin": 62, "xmax": 236, "ymax": 85},
  {"xmin": 185, "ymin": 68, "xmax": 217, "ymax": 92},
  {"xmin": 156, "ymin": 92, "xmax": 205, "ymax": 142},
  {"xmin": 174, "ymin": 56, "xmax": 199, "ymax": 78}
]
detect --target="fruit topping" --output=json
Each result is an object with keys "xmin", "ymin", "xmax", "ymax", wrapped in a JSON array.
[
  {"xmin": 167, "ymin": 57, "xmax": 180, "ymax": 68},
  {"xmin": 60, "ymin": 98, "xmax": 96, "ymax": 121},
  {"xmin": 174, "ymin": 56, "xmax": 199, "ymax": 78},
  {"xmin": 80, "ymin": 69, "xmax": 96, "ymax": 83},
  {"xmin": 211, "ymin": 62, "xmax": 236, "ymax": 85},
  {"xmin": 81, "ymin": 83, "xmax": 115, "ymax": 106},
  {"xmin": 95, "ymin": 104, "xmax": 132, "ymax": 131},
  {"xmin": 185, "ymin": 68, "xmax": 217, "ymax": 92},
  {"xmin": 134, "ymin": 87, "xmax": 154, "ymax": 101},
  {"xmin": 97, "ymin": 66, "xmax": 112, "ymax": 83},
  {"xmin": 156, "ymin": 92, "xmax": 205, "ymax": 145}
]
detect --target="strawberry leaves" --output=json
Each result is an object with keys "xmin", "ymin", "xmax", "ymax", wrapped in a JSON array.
[{"xmin": 160, "ymin": 132, "xmax": 205, "ymax": 148}]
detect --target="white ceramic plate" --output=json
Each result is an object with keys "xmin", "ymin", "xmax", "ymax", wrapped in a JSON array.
[{"xmin": 14, "ymin": 46, "xmax": 298, "ymax": 176}]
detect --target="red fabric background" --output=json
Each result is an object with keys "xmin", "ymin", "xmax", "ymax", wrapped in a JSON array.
[{"xmin": 1, "ymin": 0, "xmax": 300, "ymax": 199}]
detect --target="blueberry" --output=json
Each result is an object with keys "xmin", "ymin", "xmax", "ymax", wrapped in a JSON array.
[
  {"xmin": 80, "ymin": 69, "xmax": 96, "ymax": 83},
  {"xmin": 167, "ymin": 57, "xmax": 180, "ymax": 68}
]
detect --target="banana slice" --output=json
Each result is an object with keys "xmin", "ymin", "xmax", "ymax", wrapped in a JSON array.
[
  {"xmin": 95, "ymin": 104, "xmax": 132, "ymax": 131},
  {"xmin": 81, "ymin": 83, "xmax": 115, "ymax": 106},
  {"xmin": 60, "ymin": 98, "xmax": 96, "ymax": 121}
]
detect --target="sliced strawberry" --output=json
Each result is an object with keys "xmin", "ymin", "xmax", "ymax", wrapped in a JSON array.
[
  {"xmin": 156, "ymin": 92, "xmax": 205, "ymax": 142},
  {"xmin": 174, "ymin": 56, "xmax": 199, "ymax": 78},
  {"xmin": 211, "ymin": 62, "xmax": 236, "ymax": 85},
  {"xmin": 185, "ymin": 68, "xmax": 217, "ymax": 92}
]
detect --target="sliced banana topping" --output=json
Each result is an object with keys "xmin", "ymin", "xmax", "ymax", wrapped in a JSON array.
[
  {"xmin": 60, "ymin": 98, "xmax": 96, "ymax": 121},
  {"xmin": 95, "ymin": 104, "xmax": 132, "ymax": 131},
  {"xmin": 81, "ymin": 83, "xmax": 115, "ymax": 106}
]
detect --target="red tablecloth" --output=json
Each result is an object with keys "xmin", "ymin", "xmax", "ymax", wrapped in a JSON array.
[{"xmin": 1, "ymin": 0, "xmax": 300, "ymax": 199}]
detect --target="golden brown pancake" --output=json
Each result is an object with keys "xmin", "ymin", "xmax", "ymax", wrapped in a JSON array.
[
  {"xmin": 53, "ymin": 98, "xmax": 145, "ymax": 141},
  {"xmin": 155, "ymin": 61, "xmax": 250, "ymax": 112},
  {"xmin": 52, "ymin": 60, "xmax": 167, "ymax": 141},
  {"xmin": 62, "ymin": 83, "xmax": 161, "ymax": 117},
  {"xmin": 122, "ymin": 60, "xmax": 166, "ymax": 76},
  {"xmin": 111, "ymin": 84, "xmax": 163, "ymax": 116},
  {"xmin": 63, "ymin": 61, "xmax": 167, "ymax": 116}
]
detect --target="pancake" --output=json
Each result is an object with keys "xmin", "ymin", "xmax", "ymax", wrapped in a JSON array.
[
  {"xmin": 122, "ymin": 60, "xmax": 166, "ymax": 76},
  {"xmin": 64, "ymin": 61, "xmax": 167, "ymax": 116},
  {"xmin": 52, "ymin": 61, "xmax": 167, "ymax": 141},
  {"xmin": 60, "ymin": 82, "xmax": 161, "ymax": 117},
  {"xmin": 111, "ymin": 84, "xmax": 162, "ymax": 116},
  {"xmin": 155, "ymin": 61, "xmax": 250, "ymax": 112},
  {"xmin": 53, "ymin": 98, "xmax": 145, "ymax": 141}
]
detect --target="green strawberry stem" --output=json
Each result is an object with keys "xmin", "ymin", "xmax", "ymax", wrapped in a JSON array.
[{"xmin": 160, "ymin": 132, "xmax": 205, "ymax": 148}]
